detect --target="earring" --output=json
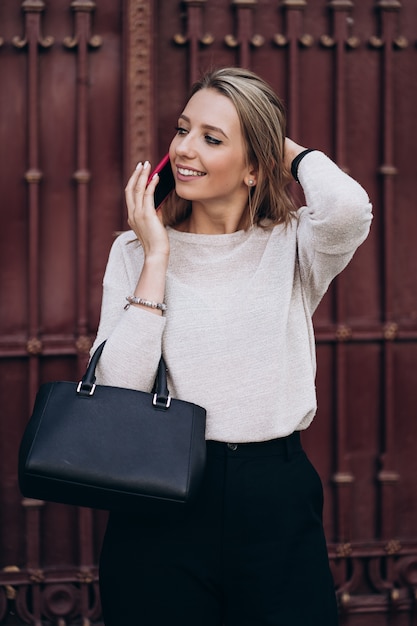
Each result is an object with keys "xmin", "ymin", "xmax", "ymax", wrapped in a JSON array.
[{"xmin": 248, "ymin": 179, "xmax": 254, "ymax": 186}]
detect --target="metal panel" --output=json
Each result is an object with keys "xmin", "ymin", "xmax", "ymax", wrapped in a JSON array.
[{"xmin": 0, "ymin": 0, "xmax": 416, "ymax": 623}]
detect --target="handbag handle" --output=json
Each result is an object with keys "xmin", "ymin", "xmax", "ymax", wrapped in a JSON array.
[{"xmin": 77, "ymin": 341, "xmax": 171, "ymax": 409}]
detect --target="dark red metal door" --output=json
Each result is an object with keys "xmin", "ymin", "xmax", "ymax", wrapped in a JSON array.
[{"xmin": 1, "ymin": 1, "xmax": 416, "ymax": 624}]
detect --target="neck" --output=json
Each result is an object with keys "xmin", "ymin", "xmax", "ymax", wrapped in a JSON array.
[{"xmin": 177, "ymin": 201, "xmax": 249, "ymax": 235}]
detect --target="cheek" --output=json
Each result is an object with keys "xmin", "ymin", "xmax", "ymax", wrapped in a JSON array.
[
  {"xmin": 215, "ymin": 160, "xmax": 245, "ymax": 187},
  {"xmin": 168, "ymin": 138, "xmax": 177, "ymax": 161}
]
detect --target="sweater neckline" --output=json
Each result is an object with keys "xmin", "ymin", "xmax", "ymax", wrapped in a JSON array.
[{"xmin": 167, "ymin": 225, "xmax": 255, "ymax": 246}]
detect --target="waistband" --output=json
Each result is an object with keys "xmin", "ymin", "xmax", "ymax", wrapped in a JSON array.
[{"xmin": 206, "ymin": 431, "xmax": 302, "ymax": 458}]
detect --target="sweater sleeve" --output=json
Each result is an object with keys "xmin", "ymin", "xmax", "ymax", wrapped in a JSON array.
[
  {"xmin": 296, "ymin": 151, "xmax": 373, "ymax": 313},
  {"xmin": 90, "ymin": 232, "xmax": 166, "ymax": 391}
]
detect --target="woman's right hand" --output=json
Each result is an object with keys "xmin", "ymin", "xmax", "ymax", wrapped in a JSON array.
[{"xmin": 125, "ymin": 161, "xmax": 170, "ymax": 260}]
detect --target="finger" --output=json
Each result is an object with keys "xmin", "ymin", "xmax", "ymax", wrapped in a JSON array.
[
  {"xmin": 125, "ymin": 161, "xmax": 143, "ymax": 194},
  {"xmin": 132, "ymin": 161, "xmax": 151, "ymax": 199},
  {"xmin": 143, "ymin": 171, "xmax": 160, "ymax": 205},
  {"xmin": 125, "ymin": 162, "xmax": 143, "ymax": 214},
  {"xmin": 125, "ymin": 161, "xmax": 153, "ymax": 220},
  {"xmin": 125, "ymin": 160, "xmax": 151, "ymax": 198}
]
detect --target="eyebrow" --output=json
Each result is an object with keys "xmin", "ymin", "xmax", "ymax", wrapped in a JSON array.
[{"xmin": 179, "ymin": 114, "xmax": 229, "ymax": 139}]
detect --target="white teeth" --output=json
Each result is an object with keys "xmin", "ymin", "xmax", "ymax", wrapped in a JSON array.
[{"xmin": 178, "ymin": 167, "xmax": 205, "ymax": 177}]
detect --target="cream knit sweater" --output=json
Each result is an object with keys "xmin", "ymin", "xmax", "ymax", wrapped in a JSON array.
[{"xmin": 91, "ymin": 151, "xmax": 372, "ymax": 442}]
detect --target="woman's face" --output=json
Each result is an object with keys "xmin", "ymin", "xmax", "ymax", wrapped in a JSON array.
[{"xmin": 169, "ymin": 88, "xmax": 251, "ymax": 213}]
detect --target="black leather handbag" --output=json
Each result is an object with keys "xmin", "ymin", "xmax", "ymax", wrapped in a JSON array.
[{"xmin": 18, "ymin": 341, "xmax": 207, "ymax": 511}]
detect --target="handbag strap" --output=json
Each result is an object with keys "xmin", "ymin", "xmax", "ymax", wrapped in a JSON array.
[{"xmin": 78, "ymin": 340, "xmax": 170, "ymax": 409}]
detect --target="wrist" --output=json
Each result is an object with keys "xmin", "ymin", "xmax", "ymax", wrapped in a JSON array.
[
  {"xmin": 143, "ymin": 251, "xmax": 169, "ymax": 270},
  {"xmin": 291, "ymin": 148, "xmax": 316, "ymax": 183}
]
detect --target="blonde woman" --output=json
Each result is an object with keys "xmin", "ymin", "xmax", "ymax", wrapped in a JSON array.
[{"xmin": 93, "ymin": 67, "xmax": 372, "ymax": 626}]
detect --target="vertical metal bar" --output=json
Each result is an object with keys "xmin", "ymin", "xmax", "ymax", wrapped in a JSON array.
[
  {"xmin": 14, "ymin": 0, "xmax": 52, "ymax": 385},
  {"xmin": 231, "ymin": 0, "xmax": 257, "ymax": 69},
  {"xmin": 123, "ymin": 0, "xmax": 154, "ymax": 176},
  {"xmin": 330, "ymin": 1, "xmax": 352, "ymax": 169},
  {"xmin": 21, "ymin": 499, "xmax": 44, "ymax": 626},
  {"xmin": 187, "ymin": 4, "xmax": 201, "ymax": 85},
  {"xmin": 70, "ymin": 3, "xmax": 92, "ymax": 350},
  {"xmin": 12, "ymin": 0, "xmax": 53, "ymax": 600},
  {"xmin": 374, "ymin": 0, "xmax": 400, "ymax": 542},
  {"xmin": 72, "ymin": 0, "xmax": 94, "ymax": 575},
  {"xmin": 281, "ymin": 0, "xmax": 306, "ymax": 139},
  {"xmin": 24, "ymin": 4, "xmax": 43, "ymax": 438},
  {"xmin": 328, "ymin": 0, "xmax": 355, "ymax": 543},
  {"xmin": 63, "ymin": 6, "xmax": 101, "ymax": 617},
  {"xmin": 181, "ymin": 0, "xmax": 207, "ymax": 86}
]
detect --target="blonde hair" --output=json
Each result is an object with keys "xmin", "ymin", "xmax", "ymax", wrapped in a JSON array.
[{"xmin": 163, "ymin": 67, "xmax": 297, "ymax": 229}]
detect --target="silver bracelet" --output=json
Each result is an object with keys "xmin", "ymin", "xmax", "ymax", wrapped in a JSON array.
[{"xmin": 124, "ymin": 295, "xmax": 167, "ymax": 312}]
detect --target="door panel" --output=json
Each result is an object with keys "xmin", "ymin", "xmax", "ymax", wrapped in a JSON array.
[{"xmin": 0, "ymin": 1, "xmax": 416, "ymax": 623}]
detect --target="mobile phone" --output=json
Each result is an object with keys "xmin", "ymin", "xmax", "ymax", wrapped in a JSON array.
[{"xmin": 148, "ymin": 153, "xmax": 175, "ymax": 210}]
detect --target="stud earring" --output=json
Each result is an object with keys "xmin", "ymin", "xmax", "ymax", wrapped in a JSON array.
[{"xmin": 248, "ymin": 179, "xmax": 254, "ymax": 186}]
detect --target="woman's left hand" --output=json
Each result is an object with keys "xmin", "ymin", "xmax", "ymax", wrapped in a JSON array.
[{"xmin": 284, "ymin": 138, "xmax": 307, "ymax": 174}]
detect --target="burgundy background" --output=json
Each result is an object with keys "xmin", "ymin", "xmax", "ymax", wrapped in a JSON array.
[{"xmin": 0, "ymin": 1, "xmax": 416, "ymax": 623}]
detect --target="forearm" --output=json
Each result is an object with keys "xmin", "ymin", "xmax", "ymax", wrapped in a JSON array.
[
  {"xmin": 90, "ymin": 233, "xmax": 167, "ymax": 389},
  {"xmin": 298, "ymin": 151, "xmax": 372, "ymax": 253},
  {"xmin": 129, "ymin": 253, "xmax": 169, "ymax": 315}
]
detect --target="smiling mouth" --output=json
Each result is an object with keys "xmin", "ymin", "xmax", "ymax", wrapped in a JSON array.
[{"xmin": 177, "ymin": 167, "xmax": 206, "ymax": 177}]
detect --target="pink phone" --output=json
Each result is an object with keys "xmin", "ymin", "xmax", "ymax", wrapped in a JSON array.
[{"xmin": 148, "ymin": 154, "xmax": 175, "ymax": 210}]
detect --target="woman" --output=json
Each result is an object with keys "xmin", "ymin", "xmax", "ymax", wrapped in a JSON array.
[{"xmin": 93, "ymin": 67, "xmax": 372, "ymax": 625}]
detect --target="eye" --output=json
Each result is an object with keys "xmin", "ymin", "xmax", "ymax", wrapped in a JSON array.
[
  {"xmin": 175, "ymin": 126, "xmax": 188, "ymax": 136},
  {"xmin": 205, "ymin": 134, "xmax": 222, "ymax": 146}
]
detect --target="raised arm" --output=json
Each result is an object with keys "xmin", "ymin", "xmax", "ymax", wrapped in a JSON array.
[{"xmin": 90, "ymin": 162, "xmax": 170, "ymax": 391}]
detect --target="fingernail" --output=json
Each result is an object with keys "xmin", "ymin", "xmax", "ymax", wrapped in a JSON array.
[
  {"xmin": 143, "ymin": 160, "xmax": 149, "ymax": 169},
  {"xmin": 152, "ymin": 173, "xmax": 159, "ymax": 180},
  {"xmin": 135, "ymin": 162, "xmax": 142, "ymax": 170}
]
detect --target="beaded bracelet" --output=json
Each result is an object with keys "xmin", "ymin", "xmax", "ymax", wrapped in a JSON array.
[
  {"xmin": 124, "ymin": 296, "xmax": 167, "ymax": 312},
  {"xmin": 291, "ymin": 148, "xmax": 316, "ymax": 183}
]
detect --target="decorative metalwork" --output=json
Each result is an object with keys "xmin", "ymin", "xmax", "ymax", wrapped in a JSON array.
[
  {"xmin": 369, "ymin": 35, "xmax": 385, "ymax": 48},
  {"xmin": 320, "ymin": 34, "xmax": 336, "ymax": 47},
  {"xmin": 383, "ymin": 321, "xmax": 399, "ymax": 339},
  {"xmin": 224, "ymin": 0, "xmax": 264, "ymax": 59},
  {"xmin": 224, "ymin": 0, "xmax": 265, "ymax": 53},
  {"xmin": 62, "ymin": 0, "xmax": 101, "ymax": 357},
  {"xmin": 12, "ymin": 0, "xmax": 54, "ymax": 49},
  {"xmin": 393, "ymin": 35, "xmax": 408, "ymax": 48},
  {"xmin": 76, "ymin": 335, "xmax": 93, "ymax": 354},
  {"xmin": 2, "ymin": 547, "xmax": 417, "ymax": 623},
  {"xmin": 1, "ymin": 2, "xmax": 416, "ymax": 624},
  {"xmin": 11, "ymin": 0, "xmax": 52, "ymax": 421},
  {"xmin": 369, "ymin": 0, "xmax": 406, "ymax": 49},
  {"xmin": 0, "ymin": 575, "xmax": 101, "ymax": 624},
  {"xmin": 281, "ymin": 0, "xmax": 307, "ymax": 7},
  {"xmin": 273, "ymin": 1, "xmax": 312, "ymax": 49},
  {"xmin": 173, "ymin": 0, "xmax": 214, "ymax": 47},
  {"xmin": 272, "ymin": 33, "xmax": 288, "ymax": 47},
  {"xmin": 172, "ymin": 0, "xmax": 213, "ymax": 85},
  {"xmin": 336, "ymin": 324, "xmax": 352, "ymax": 341},
  {"xmin": 124, "ymin": 0, "xmax": 154, "ymax": 172},
  {"xmin": 328, "ymin": 0, "xmax": 354, "ymax": 8},
  {"xmin": 376, "ymin": 0, "xmax": 402, "ymax": 8},
  {"xmin": 26, "ymin": 337, "xmax": 42, "ymax": 354},
  {"xmin": 63, "ymin": 0, "xmax": 102, "ymax": 49},
  {"xmin": 333, "ymin": 472, "xmax": 355, "ymax": 484},
  {"xmin": 298, "ymin": 33, "xmax": 314, "ymax": 47},
  {"xmin": 321, "ymin": 4, "xmax": 360, "ymax": 49},
  {"xmin": 24, "ymin": 168, "xmax": 43, "ymax": 183}
]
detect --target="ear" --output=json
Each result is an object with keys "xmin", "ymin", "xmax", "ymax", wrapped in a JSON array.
[{"xmin": 245, "ymin": 165, "xmax": 258, "ymax": 188}]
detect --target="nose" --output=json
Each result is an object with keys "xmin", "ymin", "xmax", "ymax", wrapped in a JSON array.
[{"xmin": 174, "ymin": 132, "xmax": 197, "ymax": 159}]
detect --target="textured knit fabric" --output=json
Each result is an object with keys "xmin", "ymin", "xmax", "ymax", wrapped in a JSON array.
[{"xmin": 91, "ymin": 151, "xmax": 372, "ymax": 442}]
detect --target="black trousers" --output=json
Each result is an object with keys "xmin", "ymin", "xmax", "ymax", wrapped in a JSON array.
[{"xmin": 99, "ymin": 432, "xmax": 339, "ymax": 625}]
